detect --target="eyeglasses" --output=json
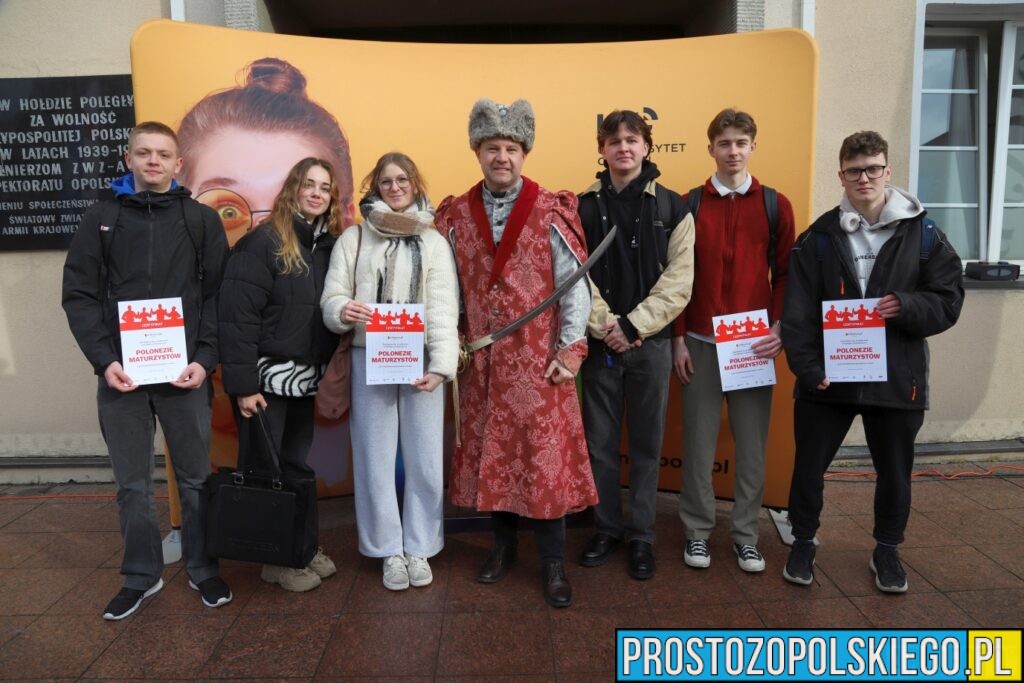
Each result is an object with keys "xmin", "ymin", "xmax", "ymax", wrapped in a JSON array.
[
  {"xmin": 196, "ymin": 188, "xmax": 272, "ymax": 232},
  {"xmin": 379, "ymin": 176, "xmax": 411, "ymax": 190},
  {"xmin": 841, "ymin": 165, "xmax": 887, "ymax": 182}
]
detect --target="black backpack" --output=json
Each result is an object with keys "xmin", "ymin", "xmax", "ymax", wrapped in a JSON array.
[{"xmin": 687, "ymin": 185, "xmax": 780, "ymax": 282}]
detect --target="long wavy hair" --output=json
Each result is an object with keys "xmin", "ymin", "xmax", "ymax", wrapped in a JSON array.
[{"xmin": 268, "ymin": 157, "xmax": 342, "ymax": 275}]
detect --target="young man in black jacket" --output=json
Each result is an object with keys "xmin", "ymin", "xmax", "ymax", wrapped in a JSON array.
[
  {"xmin": 577, "ymin": 110, "xmax": 694, "ymax": 580},
  {"xmin": 781, "ymin": 130, "xmax": 964, "ymax": 593},
  {"xmin": 62, "ymin": 121, "xmax": 231, "ymax": 619}
]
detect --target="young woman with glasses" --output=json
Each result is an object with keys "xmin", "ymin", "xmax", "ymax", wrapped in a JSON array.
[{"xmin": 321, "ymin": 153, "xmax": 458, "ymax": 591}]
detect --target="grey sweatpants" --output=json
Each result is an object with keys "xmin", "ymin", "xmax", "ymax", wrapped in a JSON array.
[
  {"xmin": 350, "ymin": 347, "xmax": 445, "ymax": 559},
  {"xmin": 678, "ymin": 337, "xmax": 772, "ymax": 545},
  {"xmin": 97, "ymin": 379, "xmax": 219, "ymax": 590}
]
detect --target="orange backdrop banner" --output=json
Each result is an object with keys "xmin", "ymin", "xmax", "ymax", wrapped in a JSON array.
[{"xmin": 131, "ymin": 20, "xmax": 818, "ymax": 506}]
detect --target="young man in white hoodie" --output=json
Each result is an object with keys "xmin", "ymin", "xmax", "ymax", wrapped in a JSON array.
[{"xmin": 780, "ymin": 131, "xmax": 963, "ymax": 593}]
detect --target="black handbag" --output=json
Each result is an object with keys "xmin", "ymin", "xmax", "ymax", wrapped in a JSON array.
[{"xmin": 201, "ymin": 406, "xmax": 318, "ymax": 568}]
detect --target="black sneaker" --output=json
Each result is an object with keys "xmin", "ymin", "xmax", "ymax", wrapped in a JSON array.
[
  {"xmin": 870, "ymin": 545, "xmax": 908, "ymax": 593},
  {"xmin": 189, "ymin": 576, "xmax": 233, "ymax": 607},
  {"xmin": 783, "ymin": 539, "xmax": 816, "ymax": 585},
  {"xmin": 102, "ymin": 578, "xmax": 163, "ymax": 620}
]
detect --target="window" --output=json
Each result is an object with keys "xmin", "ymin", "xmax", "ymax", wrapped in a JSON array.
[{"xmin": 916, "ymin": 13, "xmax": 1024, "ymax": 263}]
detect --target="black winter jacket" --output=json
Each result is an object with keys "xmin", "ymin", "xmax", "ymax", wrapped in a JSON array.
[
  {"xmin": 218, "ymin": 216, "xmax": 339, "ymax": 396},
  {"xmin": 782, "ymin": 207, "xmax": 964, "ymax": 410},
  {"xmin": 62, "ymin": 187, "xmax": 228, "ymax": 377}
]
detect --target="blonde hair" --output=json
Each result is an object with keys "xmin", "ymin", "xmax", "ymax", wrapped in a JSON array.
[
  {"xmin": 359, "ymin": 152, "xmax": 428, "ymax": 207},
  {"xmin": 268, "ymin": 157, "xmax": 342, "ymax": 275}
]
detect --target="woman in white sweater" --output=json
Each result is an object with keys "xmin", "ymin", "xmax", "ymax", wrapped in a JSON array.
[{"xmin": 322, "ymin": 152, "xmax": 458, "ymax": 591}]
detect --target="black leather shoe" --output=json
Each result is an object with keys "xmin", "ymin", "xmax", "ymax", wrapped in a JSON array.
[
  {"xmin": 628, "ymin": 540, "xmax": 655, "ymax": 580},
  {"xmin": 542, "ymin": 561, "xmax": 573, "ymax": 608},
  {"xmin": 579, "ymin": 533, "xmax": 622, "ymax": 567},
  {"xmin": 478, "ymin": 544, "xmax": 517, "ymax": 584}
]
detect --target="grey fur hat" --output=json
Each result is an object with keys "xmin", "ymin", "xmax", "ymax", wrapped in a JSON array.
[{"xmin": 468, "ymin": 98, "xmax": 535, "ymax": 152}]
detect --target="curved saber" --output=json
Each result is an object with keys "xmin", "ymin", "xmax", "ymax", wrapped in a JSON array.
[{"xmin": 462, "ymin": 224, "xmax": 618, "ymax": 355}]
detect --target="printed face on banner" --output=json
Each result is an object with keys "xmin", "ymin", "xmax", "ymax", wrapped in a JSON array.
[{"xmin": 191, "ymin": 129, "xmax": 324, "ymax": 244}]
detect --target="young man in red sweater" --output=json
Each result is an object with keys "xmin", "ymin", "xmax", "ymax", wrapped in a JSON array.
[{"xmin": 672, "ymin": 109, "xmax": 796, "ymax": 573}]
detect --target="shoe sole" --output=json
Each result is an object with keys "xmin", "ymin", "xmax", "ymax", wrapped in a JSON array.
[
  {"xmin": 684, "ymin": 555, "xmax": 711, "ymax": 569},
  {"xmin": 188, "ymin": 580, "xmax": 234, "ymax": 607},
  {"xmin": 103, "ymin": 578, "xmax": 164, "ymax": 621},
  {"xmin": 782, "ymin": 565, "xmax": 814, "ymax": 585},
  {"xmin": 734, "ymin": 550, "xmax": 766, "ymax": 573},
  {"xmin": 384, "ymin": 579, "xmax": 410, "ymax": 590},
  {"xmin": 628, "ymin": 568, "xmax": 654, "ymax": 581},
  {"xmin": 579, "ymin": 553, "xmax": 612, "ymax": 568},
  {"xmin": 409, "ymin": 575, "xmax": 433, "ymax": 587},
  {"xmin": 869, "ymin": 558, "xmax": 908, "ymax": 593}
]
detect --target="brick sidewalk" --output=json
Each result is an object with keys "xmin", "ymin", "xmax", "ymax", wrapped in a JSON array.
[{"xmin": 0, "ymin": 460, "xmax": 1022, "ymax": 680}]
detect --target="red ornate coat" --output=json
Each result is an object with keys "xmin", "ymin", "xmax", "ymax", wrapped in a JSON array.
[{"xmin": 436, "ymin": 178, "xmax": 598, "ymax": 519}]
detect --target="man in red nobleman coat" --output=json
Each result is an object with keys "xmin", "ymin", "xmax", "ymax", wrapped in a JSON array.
[{"xmin": 436, "ymin": 98, "xmax": 597, "ymax": 608}]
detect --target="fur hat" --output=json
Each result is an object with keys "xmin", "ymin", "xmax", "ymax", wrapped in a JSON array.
[{"xmin": 468, "ymin": 98, "xmax": 535, "ymax": 152}]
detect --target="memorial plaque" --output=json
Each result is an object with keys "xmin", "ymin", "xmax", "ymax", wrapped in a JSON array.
[{"xmin": 0, "ymin": 75, "xmax": 134, "ymax": 250}]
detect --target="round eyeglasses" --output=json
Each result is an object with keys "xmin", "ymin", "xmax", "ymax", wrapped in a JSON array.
[
  {"xmin": 379, "ymin": 176, "xmax": 411, "ymax": 191},
  {"xmin": 196, "ymin": 188, "xmax": 272, "ymax": 233}
]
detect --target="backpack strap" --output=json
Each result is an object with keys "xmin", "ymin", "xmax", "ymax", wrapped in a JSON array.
[
  {"xmin": 763, "ymin": 186, "xmax": 779, "ymax": 282},
  {"xmin": 180, "ymin": 199, "xmax": 206, "ymax": 282},
  {"xmin": 653, "ymin": 183, "xmax": 676, "ymax": 233},
  {"xmin": 920, "ymin": 217, "xmax": 937, "ymax": 261},
  {"xmin": 686, "ymin": 186, "xmax": 703, "ymax": 218},
  {"xmin": 98, "ymin": 200, "xmax": 120, "ymax": 302}
]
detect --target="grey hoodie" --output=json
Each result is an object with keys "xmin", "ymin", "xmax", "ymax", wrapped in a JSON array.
[{"xmin": 839, "ymin": 185, "xmax": 924, "ymax": 296}]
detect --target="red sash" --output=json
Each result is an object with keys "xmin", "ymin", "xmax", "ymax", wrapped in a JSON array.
[{"xmin": 467, "ymin": 177, "xmax": 540, "ymax": 289}]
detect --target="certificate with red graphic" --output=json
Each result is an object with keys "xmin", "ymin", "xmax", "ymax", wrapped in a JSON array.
[
  {"xmin": 822, "ymin": 298, "xmax": 887, "ymax": 382},
  {"xmin": 365, "ymin": 303, "xmax": 425, "ymax": 385},
  {"xmin": 117, "ymin": 297, "xmax": 188, "ymax": 385},
  {"xmin": 713, "ymin": 308, "xmax": 777, "ymax": 392}
]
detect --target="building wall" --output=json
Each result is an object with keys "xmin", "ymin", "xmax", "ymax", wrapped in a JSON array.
[{"xmin": 0, "ymin": 0, "xmax": 1019, "ymax": 471}]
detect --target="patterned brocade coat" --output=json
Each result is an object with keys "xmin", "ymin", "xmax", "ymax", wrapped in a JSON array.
[{"xmin": 436, "ymin": 178, "xmax": 598, "ymax": 520}]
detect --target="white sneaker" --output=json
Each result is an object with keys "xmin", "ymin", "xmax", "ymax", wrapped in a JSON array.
[
  {"xmin": 733, "ymin": 543, "xmax": 766, "ymax": 573},
  {"xmin": 383, "ymin": 555, "xmax": 409, "ymax": 591},
  {"xmin": 684, "ymin": 539, "xmax": 711, "ymax": 568},
  {"xmin": 405, "ymin": 553, "xmax": 433, "ymax": 587}
]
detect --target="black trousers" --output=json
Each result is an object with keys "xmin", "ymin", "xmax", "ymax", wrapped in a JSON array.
[
  {"xmin": 787, "ymin": 399, "xmax": 924, "ymax": 546},
  {"xmin": 492, "ymin": 511, "xmax": 566, "ymax": 562}
]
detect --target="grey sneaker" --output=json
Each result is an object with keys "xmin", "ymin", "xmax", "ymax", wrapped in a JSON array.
[
  {"xmin": 261, "ymin": 564, "xmax": 322, "ymax": 592},
  {"xmin": 383, "ymin": 555, "xmax": 410, "ymax": 591},
  {"xmin": 684, "ymin": 539, "xmax": 711, "ymax": 568},
  {"xmin": 870, "ymin": 545, "xmax": 908, "ymax": 593},
  {"xmin": 783, "ymin": 539, "xmax": 816, "ymax": 585},
  {"xmin": 405, "ymin": 553, "xmax": 433, "ymax": 587},
  {"xmin": 308, "ymin": 547, "xmax": 337, "ymax": 579}
]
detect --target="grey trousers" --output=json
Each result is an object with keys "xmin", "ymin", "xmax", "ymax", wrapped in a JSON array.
[
  {"xmin": 350, "ymin": 348, "xmax": 445, "ymax": 559},
  {"xmin": 97, "ymin": 379, "xmax": 218, "ymax": 590},
  {"xmin": 678, "ymin": 337, "xmax": 772, "ymax": 545},
  {"xmin": 581, "ymin": 337, "xmax": 672, "ymax": 544}
]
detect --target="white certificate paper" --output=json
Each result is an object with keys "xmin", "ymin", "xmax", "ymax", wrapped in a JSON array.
[
  {"xmin": 365, "ymin": 303, "xmax": 425, "ymax": 385},
  {"xmin": 713, "ymin": 308, "xmax": 777, "ymax": 392},
  {"xmin": 118, "ymin": 297, "xmax": 188, "ymax": 385},
  {"xmin": 822, "ymin": 298, "xmax": 887, "ymax": 382}
]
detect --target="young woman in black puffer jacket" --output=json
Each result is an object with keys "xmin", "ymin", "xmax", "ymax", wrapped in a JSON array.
[{"xmin": 218, "ymin": 156, "xmax": 341, "ymax": 593}]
